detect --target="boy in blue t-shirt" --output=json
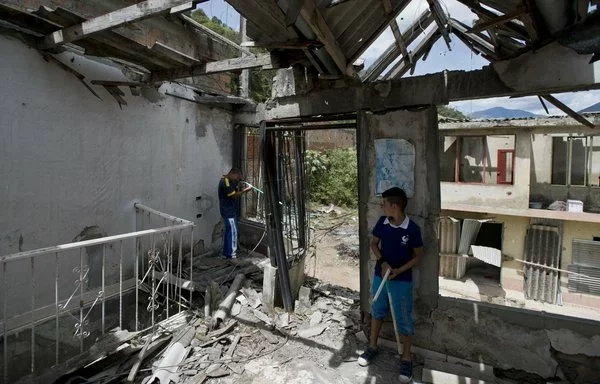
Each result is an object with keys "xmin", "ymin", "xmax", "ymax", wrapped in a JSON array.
[
  {"xmin": 358, "ymin": 187, "xmax": 424, "ymax": 383},
  {"xmin": 218, "ymin": 168, "xmax": 252, "ymax": 259}
]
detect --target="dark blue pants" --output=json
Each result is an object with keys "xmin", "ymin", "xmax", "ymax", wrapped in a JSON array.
[{"xmin": 223, "ymin": 217, "xmax": 238, "ymax": 258}]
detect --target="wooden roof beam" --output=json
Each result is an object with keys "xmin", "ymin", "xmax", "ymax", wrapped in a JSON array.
[
  {"xmin": 385, "ymin": 27, "xmax": 442, "ymax": 80},
  {"xmin": 381, "ymin": 0, "xmax": 411, "ymax": 66},
  {"xmin": 541, "ymin": 94, "xmax": 596, "ymax": 128},
  {"xmin": 468, "ymin": 8, "xmax": 528, "ymax": 33},
  {"xmin": 362, "ymin": 10, "xmax": 433, "ymax": 82},
  {"xmin": 40, "ymin": 0, "xmax": 198, "ymax": 49},
  {"xmin": 299, "ymin": 0, "xmax": 354, "ymax": 76},
  {"xmin": 426, "ymin": 0, "xmax": 452, "ymax": 50},
  {"xmin": 150, "ymin": 54, "xmax": 280, "ymax": 82}
]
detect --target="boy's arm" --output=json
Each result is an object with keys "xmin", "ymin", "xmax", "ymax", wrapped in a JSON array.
[
  {"xmin": 370, "ymin": 236, "xmax": 384, "ymax": 261},
  {"xmin": 372, "ymin": 236, "xmax": 394, "ymax": 275},
  {"xmin": 390, "ymin": 247, "xmax": 423, "ymax": 278}
]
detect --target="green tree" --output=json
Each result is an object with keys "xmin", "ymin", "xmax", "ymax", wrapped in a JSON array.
[
  {"xmin": 438, "ymin": 105, "xmax": 467, "ymax": 120},
  {"xmin": 305, "ymin": 149, "xmax": 358, "ymax": 207}
]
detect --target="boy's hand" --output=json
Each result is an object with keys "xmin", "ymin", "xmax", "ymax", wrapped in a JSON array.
[{"xmin": 381, "ymin": 262, "xmax": 392, "ymax": 277}]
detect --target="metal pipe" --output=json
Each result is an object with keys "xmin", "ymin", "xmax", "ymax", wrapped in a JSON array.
[
  {"xmin": 55, "ymin": 253, "xmax": 59, "ymax": 365},
  {"xmin": 101, "ymin": 244, "xmax": 105, "ymax": 335},
  {"xmin": 79, "ymin": 248, "xmax": 84, "ymax": 353},
  {"xmin": 151, "ymin": 235, "xmax": 156, "ymax": 329},
  {"xmin": 189, "ymin": 229, "xmax": 194, "ymax": 306},
  {"xmin": 119, "ymin": 241, "xmax": 123, "ymax": 330},
  {"xmin": 1, "ymin": 223, "xmax": 193, "ymax": 263},
  {"xmin": 30, "ymin": 257, "xmax": 35, "ymax": 373},
  {"xmin": 136, "ymin": 203, "xmax": 194, "ymax": 224},
  {"xmin": 3, "ymin": 263, "xmax": 7, "ymax": 384},
  {"xmin": 177, "ymin": 230, "xmax": 183, "ymax": 312}
]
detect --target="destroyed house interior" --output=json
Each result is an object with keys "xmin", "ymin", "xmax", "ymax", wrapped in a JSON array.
[{"xmin": 1, "ymin": 0, "xmax": 600, "ymax": 383}]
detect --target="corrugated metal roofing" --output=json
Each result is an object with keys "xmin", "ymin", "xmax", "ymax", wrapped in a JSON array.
[{"xmin": 524, "ymin": 224, "xmax": 561, "ymax": 304}]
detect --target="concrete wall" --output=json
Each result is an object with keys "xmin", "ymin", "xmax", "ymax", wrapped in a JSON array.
[
  {"xmin": 0, "ymin": 34, "xmax": 234, "ymax": 316},
  {"xmin": 441, "ymin": 132, "xmax": 531, "ymax": 209},
  {"xmin": 359, "ymin": 108, "xmax": 440, "ymax": 311},
  {"xmin": 307, "ymin": 129, "xmax": 355, "ymax": 151}
]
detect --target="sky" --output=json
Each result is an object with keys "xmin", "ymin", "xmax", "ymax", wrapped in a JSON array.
[{"xmin": 198, "ymin": 0, "xmax": 600, "ymax": 116}]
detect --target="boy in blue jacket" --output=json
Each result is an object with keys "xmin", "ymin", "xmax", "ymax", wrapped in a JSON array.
[{"xmin": 358, "ymin": 187, "xmax": 424, "ymax": 383}]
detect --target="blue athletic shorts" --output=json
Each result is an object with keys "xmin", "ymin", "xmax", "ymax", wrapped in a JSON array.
[{"xmin": 371, "ymin": 274, "xmax": 414, "ymax": 336}]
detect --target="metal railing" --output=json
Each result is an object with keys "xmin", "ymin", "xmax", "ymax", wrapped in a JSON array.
[{"xmin": 0, "ymin": 203, "xmax": 194, "ymax": 383}]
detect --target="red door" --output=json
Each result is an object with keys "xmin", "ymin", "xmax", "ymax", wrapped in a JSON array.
[{"xmin": 497, "ymin": 149, "xmax": 515, "ymax": 184}]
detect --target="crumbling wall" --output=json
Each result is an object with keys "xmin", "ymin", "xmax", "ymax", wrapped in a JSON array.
[
  {"xmin": 418, "ymin": 297, "xmax": 600, "ymax": 383},
  {"xmin": 0, "ymin": 34, "xmax": 233, "ymax": 317}
]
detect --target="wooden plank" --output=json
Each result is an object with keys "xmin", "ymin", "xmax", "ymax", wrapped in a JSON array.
[
  {"xmin": 541, "ymin": 95, "xmax": 596, "ymax": 129},
  {"xmin": 35, "ymin": 6, "xmax": 177, "ymax": 69},
  {"xmin": 40, "ymin": 0, "xmax": 194, "ymax": 49},
  {"xmin": 299, "ymin": 0, "xmax": 353, "ymax": 76},
  {"xmin": 362, "ymin": 10, "xmax": 433, "ymax": 82},
  {"xmin": 226, "ymin": 0, "xmax": 297, "ymax": 42},
  {"xmin": 468, "ymin": 8, "xmax": 527, "ymax": 33},
  {"xmin": 151, "ymin": 54, "xmax": 277, "ymax": 81},
  {"xmin": 150, "ymin": 41, "xmax": 202, "ymax": 66},
  {"xmin": 241, "ymin": 40, "xmax": 321, "ymax": 50},
  {"xmin": 347, "ymin": 0, "xmax": 412, "ymax": 63},
  {"xmin": 455, "ymin": 0, "xmax": 529, "ymax": 41},
  {"xmin": 450, "ymin": 19, "xmax": 498, "ymax": 60},
  {"xmin": 385, "ymin": 28, "xmax": 442, "ymax": 79},
  {"xmin": 0, "ymin": 3, "xmax": 61, "ymax": 35},
  {"xmin": 180, "ymin": 14, "xmax": 253, "ymax": 56}
]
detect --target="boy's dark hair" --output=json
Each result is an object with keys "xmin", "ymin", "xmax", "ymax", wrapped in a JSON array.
[
  {"xmin": 229, "ymin": 167, "xmax": 242, "ymax": 176},
  {"xmin": 382, "ymin": 187, "xmax": 407, "ymax": 210}
]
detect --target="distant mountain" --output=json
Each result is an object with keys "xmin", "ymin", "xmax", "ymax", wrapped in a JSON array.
[
  {"xmin": 578, "ymin": 102, "xmax": 600, "ymax": 113},
  {"xmin": 469, "ymin": 106, "xmax": 540, "ymax": 119}
]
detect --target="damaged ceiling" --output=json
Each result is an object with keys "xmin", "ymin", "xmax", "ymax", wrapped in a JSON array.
[{"xmin": 0, "ymin": 0, "xmax": 599, "ymax": 118}]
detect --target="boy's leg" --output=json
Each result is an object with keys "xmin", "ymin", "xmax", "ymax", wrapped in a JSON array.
[
  {"xmin": 388, "ymin": 280, "xmax": 414, "ymax": 382},
  {"xmin": 369, "ymin": 317, "xmax": 384, "ymax": 349},
  {"xmin": 358, "ymin": 274, "xmax": 389, "ymax": 366},
  {"xmin": 401, "ymin": 334, "xmax": 412, "ymax": 361}
]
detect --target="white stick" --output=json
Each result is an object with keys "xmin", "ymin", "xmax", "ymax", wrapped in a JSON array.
[{"xmin": 372, "ymin": 269, "xmax": 391, "ymax": 302}]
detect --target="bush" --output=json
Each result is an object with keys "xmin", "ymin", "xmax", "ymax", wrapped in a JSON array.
[{"xmin": 306, "ymin": 148, "xmax": 358, "ymax": 207}]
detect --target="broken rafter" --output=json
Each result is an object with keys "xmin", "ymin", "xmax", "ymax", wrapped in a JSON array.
[
  {"xmin": 455, "ymin": 0, "xmax": 529, "ymax": 41},
  {"xmin": 385, "ymin": 26, "xmax": 442, "ymax": 80},
  {"xmin": 150, "ymin": 54, "xmax": 278, "ymax": 82},
  {"xmin": 299, "ymin": 0, "xmax": 354, "ymax": 76},
  {"xmin": 450, "ymin": 19, "xmax": 499, "ymax": 61},
  {"xmin": 39, "ymin": 0, "xmax": 197, "ymax": 49},
  {"xmin": 468, "ymin": 8, "xmax": 528, "ymax": 34},
  {"xmin": 241, "ymin": 40, "xmax": 322, "ymax": 50},
  {"xmin": 381, "ymin": 0, "xmax": 411, "ymax": 67},
  {"xmin": 362, "ymin": 10, "xmax": 433, "ymax": 82},
  {"xmin": 426, "ymin": 0, "xmax": 452, "ymax": 50},
  {"xmin": 180, "ymin": 14, "xmax": 253, "ymax": 56},
  {"xmin": 541, "ymin": 94, "xmax": 595, "ymax": 128},
  {"xmin": 348, "ymin": 0, "xmax": 412, "ymax": 64}
]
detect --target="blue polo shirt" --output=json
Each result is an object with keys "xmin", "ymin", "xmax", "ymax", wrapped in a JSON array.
[
  {"xmin": 372, "ymin": 215, "xmax": 423, "ymax": 282},
  {"xmin": 218, "ymin": 177, "xmax": 238, "ymax": 218}
]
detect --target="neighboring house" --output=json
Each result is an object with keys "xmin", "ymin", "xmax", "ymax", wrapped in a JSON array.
[{"xmin": 438, "ymin": 114, "xmax": 600, "ymax": 312}]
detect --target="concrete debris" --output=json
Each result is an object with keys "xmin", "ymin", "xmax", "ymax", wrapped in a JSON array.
[
  {"xmin": 309, "ymin": 311, "xmax": 323, "ymax": 326},
  {"xmin": 260, "ymin": 329, "xmax": 280, "ymax": 344},
  {"xmin": 253, "ymin": 309, "xmax": 272, "ymax": 325},
  {"xmin": 297, "ymin": 324, "xmax": 328, "ymax": 338}
]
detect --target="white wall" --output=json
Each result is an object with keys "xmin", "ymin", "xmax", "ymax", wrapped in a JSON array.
[{"xmin": 0, "ymin": 34, "xmax": 234, "ymax": 316}]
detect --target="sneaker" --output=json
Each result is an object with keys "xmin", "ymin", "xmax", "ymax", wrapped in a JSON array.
[
  {"xmin": 398, "ymin": 360, "xmax": 413, "ymax": 383},
  {"xmin": 357, "ymin": 347, "xmax": 377, "ymax": 367}
]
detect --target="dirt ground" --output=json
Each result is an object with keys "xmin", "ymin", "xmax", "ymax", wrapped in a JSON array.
[{"xmin": 304, "ymin": 205, "xmax": 360, "ymax": 291}]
